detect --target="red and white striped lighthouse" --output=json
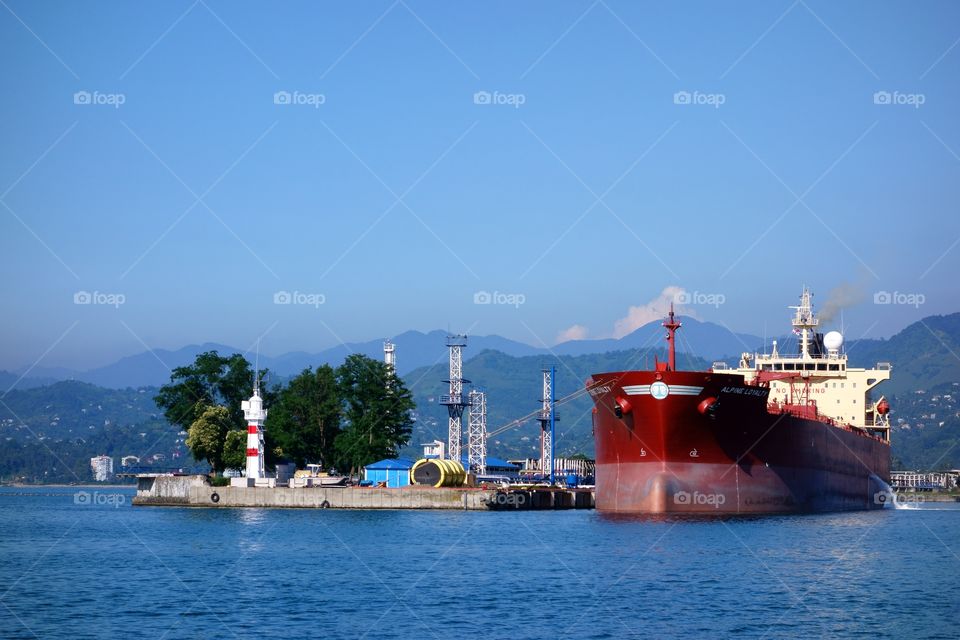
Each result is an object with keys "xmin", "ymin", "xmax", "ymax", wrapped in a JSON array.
[{"xmin": 241, "ymin": 379, "xmax": 267, "ymax": 480}]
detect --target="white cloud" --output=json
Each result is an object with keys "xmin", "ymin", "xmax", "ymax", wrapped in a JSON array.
[
  {"xmin": 555, "ymin": 324, "xmax": 589, "ymax": 344},
  {"xmin": 611, "ymin": 285, "xmax": 694, "ymax": 338},
  {"xmin": 554, "ymin": 285, "xmax": 698, "ymax": 344}
]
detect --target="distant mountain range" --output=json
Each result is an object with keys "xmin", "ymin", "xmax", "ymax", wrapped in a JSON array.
[
  {"xmin": 2, "ymin": 318, "xmax": 765, "ymax": 391},
  {"xmin": 4, "ymin": 313, "xmax": 957, "ymax": 401}
]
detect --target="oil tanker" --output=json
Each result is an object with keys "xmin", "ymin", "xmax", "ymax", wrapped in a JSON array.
[{"xmin": 588, "ymin": 289, "xmax": 893, "ymax": 513}]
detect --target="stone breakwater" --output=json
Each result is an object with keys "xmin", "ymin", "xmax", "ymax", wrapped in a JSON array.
[{"xmin": 133, "ymin": 475, "xmax": 595, "ymax": 510}]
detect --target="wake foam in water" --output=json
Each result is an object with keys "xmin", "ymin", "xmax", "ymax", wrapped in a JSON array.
[{"xmin": 870, "ymin": 474, "xmax": 921, "ymax": 509}]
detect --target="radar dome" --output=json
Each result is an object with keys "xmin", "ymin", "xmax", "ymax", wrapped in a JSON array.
[{"xmin": 823, "ymin": 331, "xmax": 844, "ymax": 351}]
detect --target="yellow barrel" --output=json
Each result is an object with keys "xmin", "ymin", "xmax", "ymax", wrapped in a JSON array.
[{"xmin": 410, "ymin": 458, "xmax": 466, "ymax": 487}]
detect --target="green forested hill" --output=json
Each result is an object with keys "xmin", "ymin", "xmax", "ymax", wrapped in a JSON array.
[
  {"xmin": 0, "ymin": 419, "xmax": 184, "ymax": 483},
  {"xmin": 888, "ymin": 382, "xmax": 960, "ymax": 470},
  {"xmin": 0, "ymin": 381, "xmax": 161, "ymax": 441},
  {"xmin": 846, "ymin": 313, "xmax": 960, "ymax": 396},
  {"xmin": 0, "ymin": 382, "xmax": 185, "ymax": 482}
]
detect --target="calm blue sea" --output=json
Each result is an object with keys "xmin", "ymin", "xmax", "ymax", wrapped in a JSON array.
[{"xmin": 0, "ymin": 487, "xmax": 957, "ymax": 639}]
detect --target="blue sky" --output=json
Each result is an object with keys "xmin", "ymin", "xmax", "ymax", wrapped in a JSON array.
[{"xmin": 1, "ymin": 1, "xmax": 959, "ymax": 370}]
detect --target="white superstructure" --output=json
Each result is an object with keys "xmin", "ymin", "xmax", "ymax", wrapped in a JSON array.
[{"xmin": 713, "ymin": 288, "xmax": 892, "ymax": 441}]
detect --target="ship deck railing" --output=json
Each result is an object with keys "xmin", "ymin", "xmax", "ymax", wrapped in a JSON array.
[{"xmin": 767, "ymin": 402, "xmax": 888, "ymax": 443}]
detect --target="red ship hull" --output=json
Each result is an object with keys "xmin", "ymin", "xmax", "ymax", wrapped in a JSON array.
[{"xmin": 588, "ymin": 370, "xmax": 890, "ymax": 514}]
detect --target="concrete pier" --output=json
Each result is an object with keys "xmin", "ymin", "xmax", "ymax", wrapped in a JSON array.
[{"xmin": 133, "ymin": 475, "xmax": 595, "ymax": 510}]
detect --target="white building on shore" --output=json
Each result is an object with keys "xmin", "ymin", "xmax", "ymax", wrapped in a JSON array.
[
  {"xmin": 90, "ymin": 455, "xmax": 114, "ymax": 482},
  {"xmin": 891, "ymin": 470, "xmax": 959, "ymax": 491}
]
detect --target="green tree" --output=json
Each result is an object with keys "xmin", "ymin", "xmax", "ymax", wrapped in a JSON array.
[
  {"xmin": 154, "ymin": 351, "xmax": 264, "ymax": 431},
  {"xmin": 267, "ymin": 365, "xmax": 342, "ymax": 469},
  {"xmin": 185, "ymin": 405, "xmax": 237, "ymax": 473},
  {"xmin": 333, "ymin": 354, "xmax": 415, "ymax": 474},
  {"xmin": 222, "ymin": 429, "xmax": 248, "ymax": 472}
]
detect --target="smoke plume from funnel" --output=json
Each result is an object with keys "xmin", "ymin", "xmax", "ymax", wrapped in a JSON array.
[{"xmin": 819, "ymin": 282, "xmax": 866, "ymax": 324}]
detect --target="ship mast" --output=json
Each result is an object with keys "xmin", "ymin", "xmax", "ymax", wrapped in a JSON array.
[
  {"xmin": 790, "ymin": 288, "xmax": 818, "ymax": 360},
  {"xmin": 663, "ymin": 304, "xmax": 682, "ymax": 371}
]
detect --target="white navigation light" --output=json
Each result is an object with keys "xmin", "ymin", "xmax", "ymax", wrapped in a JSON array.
[{"xmin": 824, "ymin": 331, "xmax": 844, "ymax": 353}]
